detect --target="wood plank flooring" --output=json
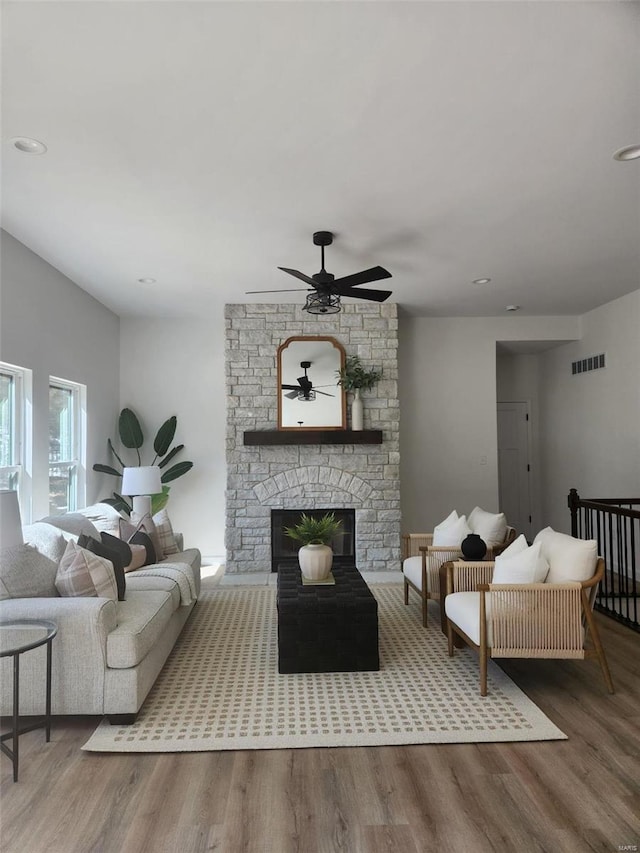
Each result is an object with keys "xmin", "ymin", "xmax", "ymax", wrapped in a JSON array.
[{"xmin": 1, "ymin": 612, "xmax": 639, "ymax": 853}]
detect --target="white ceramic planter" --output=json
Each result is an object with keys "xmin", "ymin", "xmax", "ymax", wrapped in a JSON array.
[{"xmin": 298, "ymin": 544, "xmax": 333, "ymax": 580}]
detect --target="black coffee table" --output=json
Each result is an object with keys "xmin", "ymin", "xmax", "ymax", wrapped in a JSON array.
[{"xmin": 276, "ymin": 563, "xmax": 379, "ymax": 674}]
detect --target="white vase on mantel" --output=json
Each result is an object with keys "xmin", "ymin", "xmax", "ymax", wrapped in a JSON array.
[
  {"xmin": 351, "ymin": 388, "xmax": 364, "ymax": 431},
  {"xmin": 298, "ymin": 544, "xmax": 333, "ymax": 580}
]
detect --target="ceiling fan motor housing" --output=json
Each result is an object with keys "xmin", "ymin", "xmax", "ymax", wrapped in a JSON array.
[{"xmin": 313, "ymin": 231, "xmax": 333, "ymax": 247}]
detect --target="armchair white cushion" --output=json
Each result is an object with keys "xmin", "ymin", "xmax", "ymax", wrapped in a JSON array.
[
  {"xmin": 534, "ymin": 527, "xmax": 597, "ymax": 583},
  {"xmin": 468, "ymin": 506, "xmax": 508, "ymax": 547},
  {"xmin": 492, "ymin": 536, "xmax": 549, "ymax": 584},
  {"xmin": 433, "ymin": 513, "xmax": 471, "ymax": 546}
]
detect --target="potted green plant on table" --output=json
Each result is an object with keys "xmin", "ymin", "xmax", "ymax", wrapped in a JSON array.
[
  {"xmin": 93, "ymin": 407, "xmax": 193, "ymax": 515},
  {"xmin": 336, "ymin": 355, "xmax": 383, "ymax": 431},
  {"xmin": 284, "ymin": 512, "xmax": 344, "ymax": 581}
]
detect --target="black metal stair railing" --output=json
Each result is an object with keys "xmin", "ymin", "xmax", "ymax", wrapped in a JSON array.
[{"xmin": 568, "ymin": 488, "xmax": 640, "ymax": 632}]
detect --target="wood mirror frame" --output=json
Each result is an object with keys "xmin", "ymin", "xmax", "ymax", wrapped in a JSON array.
[{"xmin": 277, "ymin": 336, "xmax": 346, "ymax": 431}]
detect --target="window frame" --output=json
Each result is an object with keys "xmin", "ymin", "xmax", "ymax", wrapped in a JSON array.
[
  {"xmin": 0, "ymin": 361, "xmax": 31, "ymax": 519},
  {"xmin": 48, "ymin": 376, "xmax": 87, "ymax": 516}
]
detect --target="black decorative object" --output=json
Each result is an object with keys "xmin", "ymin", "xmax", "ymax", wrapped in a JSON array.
[{"xmin": 461, "ymin": 533, "xmax": 487, "ymax": 561}]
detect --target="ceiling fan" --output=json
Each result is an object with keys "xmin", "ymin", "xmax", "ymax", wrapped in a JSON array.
[
  {"xmin": 281, "ymin": 361, "xmax": 335, "ymax": 401},
  {"xmin": 246, "ymin": 231, "xmax": 392, "ymax": 314}
]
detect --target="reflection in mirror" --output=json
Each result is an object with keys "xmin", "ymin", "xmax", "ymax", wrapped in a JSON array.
[{"xmin": 277, "ymin": 336, "xmax": 346, "ymax": 430}]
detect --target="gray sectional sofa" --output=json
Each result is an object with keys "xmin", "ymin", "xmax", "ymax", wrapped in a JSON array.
[{"xmin": 0, "ymin": 503, "xmax": 200, "ymax": 723}]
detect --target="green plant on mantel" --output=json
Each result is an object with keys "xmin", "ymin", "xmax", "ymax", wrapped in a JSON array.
[
  {"xmin": 284, "ymin": 512, "xmax": 344, "ymax": 546},
  {"xmin": 336, "ymin": 355, "xmax": 382, "ymax": 392},
  {"xmin": 93, "ymin": 407, "xmax": 193, "ymax": 515}
]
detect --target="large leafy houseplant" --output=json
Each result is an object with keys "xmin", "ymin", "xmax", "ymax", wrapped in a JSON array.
[
  {"xmin": 336, "ymin": 355, "xmax": 382, "ymax": 392},
  {"xmin": 93, "ymin": 407, "xmax": 193, "ymax": 515}
]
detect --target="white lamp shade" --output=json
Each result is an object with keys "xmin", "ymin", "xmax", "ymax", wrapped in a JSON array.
[
  {"xmin": 0, "ymin": 490, "xmax": 24, "ymax": 549},
  {"xmin": 121, "ymin": 466, "xmax": 162, "ymax": 497}
]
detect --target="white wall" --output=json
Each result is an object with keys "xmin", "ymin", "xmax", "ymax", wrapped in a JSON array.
[
  {"xmin": 0, "ymin": 230, "xmax": 120, "ymax": 521},
  {"xmin": 119, "ymin": 315, "xmax": 226, "ymax": 559},
  {"xmin": 539, "ymin": 290, "xmax": 640, "ymax": 532},
  {"xmin": 398, "ymin": 314, "xmax": 580, "ymax": 532}
]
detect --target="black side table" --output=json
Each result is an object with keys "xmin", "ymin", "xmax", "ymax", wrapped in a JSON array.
[{"xmin": 0, "ymin": 619, "xmax": 57, "ymax": 782}]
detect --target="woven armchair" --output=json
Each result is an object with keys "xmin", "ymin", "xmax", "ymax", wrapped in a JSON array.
[
  {"xmin": 401, "ymin": 527, "xmax": 516, "ymax": 628},
  {"xmin": 444, "ymin": 557, "xmax": 614, "ymax": 696}
]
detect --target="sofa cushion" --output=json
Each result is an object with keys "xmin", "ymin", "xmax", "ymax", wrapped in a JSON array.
[
  {"xmin": 55, "ymin": 540, "xmax": 118, "ymax": 601},
  {"xmin": 0, "ymin": 544, "xmax": 60, "ymax": 599},
  {"xmin": 533, "ymin": 527, "xmax": 598, "ymax": 583},
  {"xmin": 37, "ymin": 513, "xmax": 101, "ymax": 541},
  {"xmin": 468, "ymin": 506, "xmax": 508, "ymax": 548},
  {"xmin": 107, "ymin": 589, "xmax": 176, "ymax": 668},
  {"xmin": 76, "ymin": 503, "xmax": 125, "ymax": 536},
  {"xmin": 125, "ymin": 574, "xmax": 181, "ymax": 610},
  {"xmin": 152, "ymin": 508, "xmax": 180, "ymax": 556},
  {"xmin": 22, "ymin": 522, "xmax": 68, "ymax": 564},
  {"xmin": 78, "ymin": 533, "xmax": 127, "ymax": 601}
]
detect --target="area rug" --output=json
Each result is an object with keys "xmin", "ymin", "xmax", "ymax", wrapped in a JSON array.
[{"xmin": 83, "ymin": 585, "xmax": 566, "ymax": 752}]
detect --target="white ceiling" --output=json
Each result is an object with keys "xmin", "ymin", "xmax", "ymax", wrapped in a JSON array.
[{"xmin": 2, "ymin": 1, "xmax": 639, "ymax": 319}]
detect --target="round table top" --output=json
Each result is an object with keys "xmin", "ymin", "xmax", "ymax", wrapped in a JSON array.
[{"xmin": 0, "ymin": 619, "xmax": 58, "ymax": 657}]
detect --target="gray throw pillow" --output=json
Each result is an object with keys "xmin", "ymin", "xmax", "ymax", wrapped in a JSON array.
[{"xmin": 0, "ymin": 544, "xmax": 60, "ymax": 598}]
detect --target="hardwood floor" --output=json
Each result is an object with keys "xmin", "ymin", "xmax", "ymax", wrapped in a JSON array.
[{"xmin": 1, "ymin": 612, "xmax": 639, "ymax": 853}]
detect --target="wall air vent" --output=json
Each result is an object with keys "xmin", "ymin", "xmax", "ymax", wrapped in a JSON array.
[{"xmin": 571, "ymin": 353, "xmax": 606, "ymax": 375}]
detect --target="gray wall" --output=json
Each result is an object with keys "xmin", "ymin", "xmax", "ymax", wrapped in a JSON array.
[{"xmin": 0, "ymin": 230, "xmax": 120, "ymax": 521}]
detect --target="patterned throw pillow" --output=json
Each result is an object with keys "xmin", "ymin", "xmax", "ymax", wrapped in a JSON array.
[
  {"xmin": 152, "ymin": 509, "xmax": 180, "ymax": 557},
  {"xmin": 118, "ymin": 519, "xmax": 157, "ymax": 566},
  {"xmin": 55, "ymin": 540, "xmax": 118, "ymax": 600},
  {"xmin": 77, "ymin": 533, "xmax": 127, "ymax": 601}
]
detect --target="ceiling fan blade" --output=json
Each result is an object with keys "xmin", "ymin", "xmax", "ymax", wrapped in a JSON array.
[
  {"xmin": 278, "ymin": 267, "xmax": 319, "ymax": 287},
  {"xmin": 281, "ymin": 384, "xmax": 301, "ymax": 391},
  {"xmin": 314, "ymin": 390, "xmax": 335, "ymax": 397},
  {"xmin": 245, "ymin": 288, "xmax": 311, "ymax": 294},
  {"xmin": 285, "ymin": 390, "xmax": 299, "ymax": 399},
  {"xmin": 333, "ymin": 285, "xmax": 393, "ymax": 302},
  {"xmin": 332, "ymin": 266, "xmax": 392, "ymax": 289}
]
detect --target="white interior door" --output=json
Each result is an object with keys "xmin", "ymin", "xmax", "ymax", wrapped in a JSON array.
[{"xmin": 497, "ymin": 401, "xmax": 532, "ymax": 541}]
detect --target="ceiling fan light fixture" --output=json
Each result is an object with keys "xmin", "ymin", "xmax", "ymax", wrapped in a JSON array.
[{"xmin": 303, "ymin": 292, "xmax": 341, "ymax": 315}]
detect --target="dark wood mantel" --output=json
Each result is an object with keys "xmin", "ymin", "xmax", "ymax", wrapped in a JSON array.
[{"xmin": 243, "ymin": 429, "xmax": 383, "ymax": 446}]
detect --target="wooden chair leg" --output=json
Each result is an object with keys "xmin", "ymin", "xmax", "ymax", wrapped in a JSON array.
[
  {"xmin": 447, "ymin": 621, "xmax": 454, "ymax": 656},
  {"xmin": 479, "ymin": 644, "xmax": 488, "ymax": 697},
  {"xmin": 421, "ymin": 591, "xmax": 428, "ymax": 628},
  {"xmin": 582, "ymin": 598, "xmax": 615, "ymax": 694},
  {"xmin": 403, "ymin": 579, "xmax": 409, "ymax": 605}
]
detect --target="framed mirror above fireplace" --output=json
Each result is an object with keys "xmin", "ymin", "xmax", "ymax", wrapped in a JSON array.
[{"xmin": 277, "ymin": 336, "xmax": 346, "ymax": 430}]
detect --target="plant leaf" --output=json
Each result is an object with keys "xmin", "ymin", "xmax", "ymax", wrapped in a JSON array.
[
  {"xmin": 151, "ymin": 486, "xmax": 171, "ymax": 515},
  {"xmin": 92, "ymin": 463, "xmax": 121, "ymax": 477},
  {"xmin": 154, "ymin": 416, "xmax": 177, "ymax": 458},
  {"xmin": 161, "ymin": 461, "xmax": 193, "ymax": 483},
  {"xmin": 158, "ymin": 444, "xmax": 184, "ymax": 468},
  {"xmin": 108, "ymin": 438, "xmax": 126, "ymax": 469},
  {"xmin": 102, "ymin": 493, "xmax": 132, "ymax": 515},
  {"xmin": 119, "ymin": 407, "xmax": 144, "ymax": 449}
]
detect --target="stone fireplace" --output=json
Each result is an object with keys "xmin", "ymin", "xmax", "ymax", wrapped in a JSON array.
[{"xmin": 224, "ymin": 302, "xmax": 401, "ymax": 573}]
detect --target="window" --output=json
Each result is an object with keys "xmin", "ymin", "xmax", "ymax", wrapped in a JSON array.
[
  {"xmin": 49, "ymin": 377, "xmax": 86, "ymax": 516},
  {"xmin": 0, "ymin": 363, "xmax": 27, "ymax": 497}
]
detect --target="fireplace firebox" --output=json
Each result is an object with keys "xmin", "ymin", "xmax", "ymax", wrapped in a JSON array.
[{"xmin": 270, "ymin": 509, "xmax": 356, "ymax": 572}]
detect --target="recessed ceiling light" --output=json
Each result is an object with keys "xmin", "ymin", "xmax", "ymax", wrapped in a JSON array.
[
  {"xmin": 613, "ymin": 144, "xmax": 640, "ymax": 162},
  {"xmin": 11, "ymin": 137, "xmax": 47, "ymax": 155},
  {"xmin": 506, "ymin": 305, "xmax": 521, "ymax": 312},
  {"xmin": 472, "ymin": 277, "xmax": 491, "ymax": 285},
  {"xmin": 137, "ymin": 277, "xmax": 156, "ymax": 285}
]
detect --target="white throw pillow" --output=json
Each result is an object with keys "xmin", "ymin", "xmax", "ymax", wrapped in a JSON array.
[
  {"xmin": 492, "ymin": 540, "xmax": 549, "ymax": 584},
  {"xmin": 496, "ymin": 533, "xmax": 528, "ymax": 559},
  {"xmin": 468, "ymin": 506, "xmax": 508, "ymax": 547},
  {"xmin": 533, "ymin": 527, "xmax": 597, "ymax": 583},
  {"xmin": 433, "ymin": 513, "xmax": 471, "ymax": 547}
]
